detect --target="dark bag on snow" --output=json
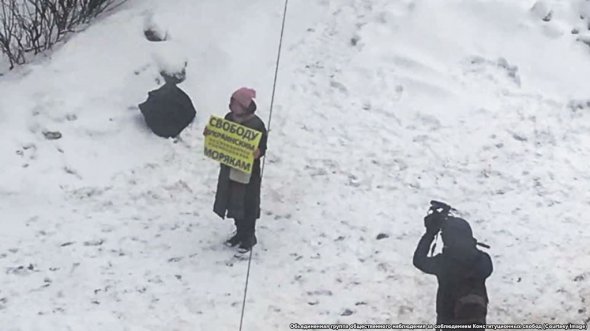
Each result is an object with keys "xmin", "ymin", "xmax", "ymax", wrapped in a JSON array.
[{"xmin": 138, "ymin": 83, "xmax": 196, "ymax": 138}]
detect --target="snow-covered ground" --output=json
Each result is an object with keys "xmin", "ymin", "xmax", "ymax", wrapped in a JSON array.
[{"xmin": 1, "ymin": 0, "xmax": 589, "ymax": 330}]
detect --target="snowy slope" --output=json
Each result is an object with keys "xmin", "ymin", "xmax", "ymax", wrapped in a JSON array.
[{"xmin": 1, "ymin": 0, "xmax": 590, "ymax": 330}]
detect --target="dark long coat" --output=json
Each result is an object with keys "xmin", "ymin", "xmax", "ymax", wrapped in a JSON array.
[{"xmin": 213, "ymin": 112, "xmax": 268, "ymax": 220}]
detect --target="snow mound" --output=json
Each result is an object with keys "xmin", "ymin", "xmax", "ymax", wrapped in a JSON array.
[
  {"xmin": 143, "ymin": 11, "xmax": 169, "ymax": 42},
  {"xmin": 152, "ymin": 41, "xmax": 188, "ymax": 83}
]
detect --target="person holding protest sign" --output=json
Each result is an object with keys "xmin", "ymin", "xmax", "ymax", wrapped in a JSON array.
[{"xmin": 204, "ymin": 87, "xmax": 268, "ymax": 253}]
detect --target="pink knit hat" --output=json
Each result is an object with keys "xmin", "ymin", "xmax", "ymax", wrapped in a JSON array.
[{"xmin": 231, "ymin": 87, "xmax": 256, "ymax": 108}]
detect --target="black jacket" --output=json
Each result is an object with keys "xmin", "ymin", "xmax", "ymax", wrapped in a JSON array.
[{"xmin": 413, "ymin": 232, "xmax": 493, "ymax": 324}]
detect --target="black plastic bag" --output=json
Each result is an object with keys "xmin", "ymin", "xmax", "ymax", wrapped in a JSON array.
[{"xmin": 138, "ymin": 83, "xmax": 196, "ymax": 138}]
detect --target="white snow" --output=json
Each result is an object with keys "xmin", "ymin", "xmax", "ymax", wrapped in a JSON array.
[
  {"xmin": 152, "ymin": 41, "xmax": 188, "ymax": 79},
  {"xmin": 143, "ymin": 10, "xmax": 169, "ymax": 42},
  {"xmin": 1, "ymin": 0, "xmax": 589, "ymax": 330}
]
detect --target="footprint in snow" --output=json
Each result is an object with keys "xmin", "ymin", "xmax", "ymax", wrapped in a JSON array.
[
  {"xmin": 330, "ymin": 81, "xmax": 348, "ymax": 94},
  {"xmin": 6, "ymin": 264, "xmax": 37, "ymax": 276}
]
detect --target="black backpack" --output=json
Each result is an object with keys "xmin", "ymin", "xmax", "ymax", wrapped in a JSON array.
[{"xmin": 453, "ymin": 266, "xmax": 488, "ymax": 324}]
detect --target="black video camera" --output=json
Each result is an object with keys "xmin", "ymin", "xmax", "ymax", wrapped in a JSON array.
[{"xmin": 424, "ymin": 200, "xmax": 453, "ymax": 233}]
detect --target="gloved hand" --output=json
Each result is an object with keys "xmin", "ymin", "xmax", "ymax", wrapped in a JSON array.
[{"xmin": 424, "ymin": 212, "xmax": 442, "ymax": 235}]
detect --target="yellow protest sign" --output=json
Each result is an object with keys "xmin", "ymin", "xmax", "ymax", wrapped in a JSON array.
[{"xmin": 204, "ymin": 115, "xmax": 262, "ymax": 174}]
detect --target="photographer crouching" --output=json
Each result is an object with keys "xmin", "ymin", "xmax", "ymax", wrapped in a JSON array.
[{"xmin": 413, "ymin": 201, "xmax": 493, "ymax": 330}]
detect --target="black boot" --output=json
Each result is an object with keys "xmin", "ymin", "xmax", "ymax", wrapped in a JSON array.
[
  {"xmin": 237, "ymin": 218, "xmax": 257, "ymax": 253},
  {"xmin": 237, "ymin": 234, "xmax": 257, "ymax": 253},
  {"xmin": 225, "ymin": 232, "xmax": 241, "ymax": 247},
  {"xmin": 224, "ymin": 219, "xmax": 242, "ymax": 247}
]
